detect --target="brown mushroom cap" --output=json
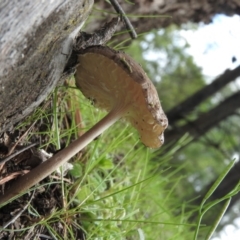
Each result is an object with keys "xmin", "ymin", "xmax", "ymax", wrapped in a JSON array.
[{"xmin": 75, "ymin": 46, "xmax": 168, "ymax": 148}]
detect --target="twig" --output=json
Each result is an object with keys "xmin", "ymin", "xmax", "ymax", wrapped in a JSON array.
[
  {"xmin": 1, "ymin": 189, "xmax": 35, "ymax": 230},
  {"xmin": 0, "ymin": 143, "xmax": 38, "ymax": 166},
  {"xmin": 8, "ymin": 120, "xmax": 37, "ymax": 156},
  {"xmin": 109, "ymin": 0, "xmax": 137, "ymax": 39},
  {"xmin": 0, "ymin": 170, "xmax": 30, "ymax": 185}
]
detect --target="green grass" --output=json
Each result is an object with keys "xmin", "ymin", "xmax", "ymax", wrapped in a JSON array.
[
  {"xmin": 3, "ymin": 77, "xmax": 240, "ymax": 239},
  {"xmin": 5, "ymin": 81, "xmax": 196, "ymax": 239},
  {"xmin": 3, "ymin": 8, "xmax": 239, "ymax": 236},
  {"xmin": 54, "ymin": 83, "xmax": 195, "ymax": 239}
]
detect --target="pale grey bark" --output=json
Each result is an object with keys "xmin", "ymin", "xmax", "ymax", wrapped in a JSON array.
[{"xmin": 0, "ymin": 0, "xmax": 93, "ymax": 134}]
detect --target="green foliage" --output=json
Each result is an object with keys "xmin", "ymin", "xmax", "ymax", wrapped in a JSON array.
[
  {"xmin": 7, "ymin": 17, "xmax": 240, "ymax": 239},
  {"xmin": 126, "ymin": 26, "xmax": 205, "ymax": 110},
  {"xmin": 6, "ymin": 84, "xmax": 197, "ymax": 239},
  {"xmin": 125, "ymin": 22, "xmax": 240, "ymax": 236},
  {"xmin": 193, "ymin": 160, "xmax": 240, "ymax": 240},
  {"xmin": 14, "ymin": 83, "xmax": 237, "ymax": 239},
  {"xmin": 63, "ymin": 91, "xmax": 194, "ymax": 239}
]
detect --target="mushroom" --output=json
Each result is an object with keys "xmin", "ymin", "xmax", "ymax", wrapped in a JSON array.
[
  {"xmin": 76, "ymin": 46, "xmax": 168, "ymax": 147},
  {"xmin": 0, "ymin": 46, "xmax": 167, "ymax": 205}
]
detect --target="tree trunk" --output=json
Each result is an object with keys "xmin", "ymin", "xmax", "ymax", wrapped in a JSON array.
[
  {"xmin": 0, "ymin": 0, "xmax": 93, "ymax": 134},
  {"xmin": 166, "ymin": 65, "xmax": 240, "ymax": 125},
  {"xmin": 166, "ymin": 91, "xmax": 240, "ymax": 144}
]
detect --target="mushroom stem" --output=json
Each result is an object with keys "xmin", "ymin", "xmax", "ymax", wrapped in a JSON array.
[{"xmin": 0, "ymin": 107, "xmax": 126, "ymax": 205}]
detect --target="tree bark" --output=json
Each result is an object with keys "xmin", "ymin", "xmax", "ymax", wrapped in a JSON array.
[
  {"xmin": 166, "ymin": 65, "xmax": 240, "ymax": 125},
  {"xmin": 166, "ymin": 91, "xmax": 240, "ymax": 144},
  {"xmin": 0, "ymin": 0, "xmax": 93, "ymax": 134},
  {"xmin": 87, "ymin": 0, "xmax": 240, "ymax": 38}
]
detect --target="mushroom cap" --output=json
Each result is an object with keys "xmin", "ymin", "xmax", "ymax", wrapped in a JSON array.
[{"xmin": 75, "ymin": 46, "xmax": 168, "ymax": 148}]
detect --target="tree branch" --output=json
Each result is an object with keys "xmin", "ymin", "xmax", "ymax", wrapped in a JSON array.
[
  {"xmin": 166, "ymin": 91, "xmax": 240, "ymax": 143},
  {"xmin": 166, "ymin": 65, "xmax": 240, "ymax": 124}
]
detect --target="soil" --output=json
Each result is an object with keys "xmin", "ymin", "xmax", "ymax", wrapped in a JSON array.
[{"xmin": 0, "ymin": 99, "xmax": 85, "ymax": 239}]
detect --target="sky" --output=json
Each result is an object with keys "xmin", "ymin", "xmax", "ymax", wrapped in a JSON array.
[
  {"xmin": 180, "ymin": 14, "xmax": 240, "ymax": 79},
  {"xmin": 179, "ymin": 14, "xmax": 240, "ymax": 240}
]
